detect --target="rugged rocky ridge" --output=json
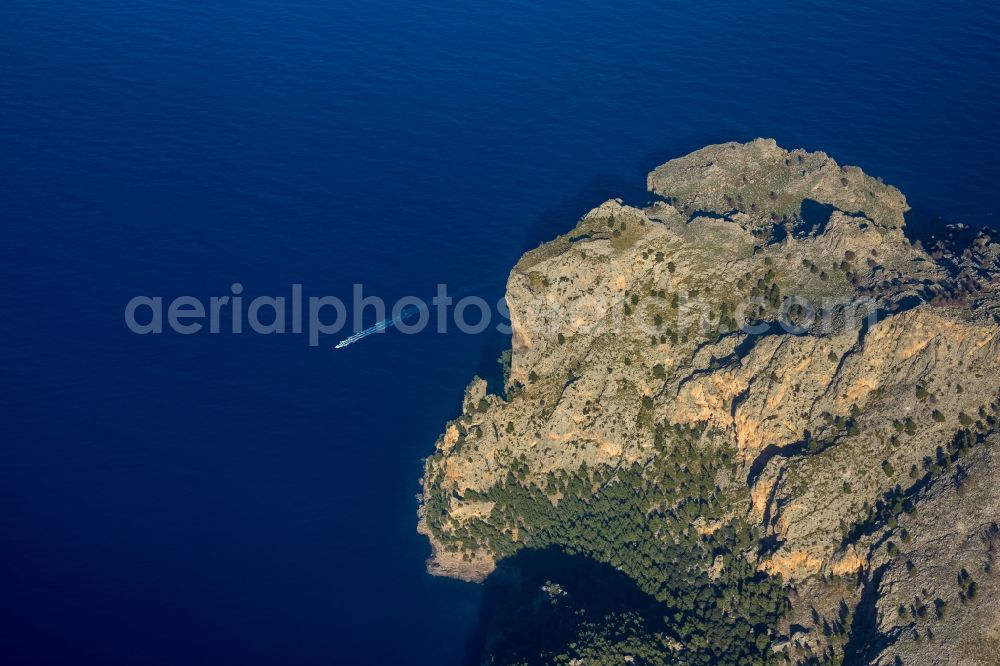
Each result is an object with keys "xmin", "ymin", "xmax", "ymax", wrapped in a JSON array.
[{"xmin": 418, "ymin": 139, "xmax": 1000, "ymax": 664}]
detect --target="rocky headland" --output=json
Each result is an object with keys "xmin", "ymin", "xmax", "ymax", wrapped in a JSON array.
[{"xmin": 418, "ymin": 139, "xmax": 1000, "ymax": 665}]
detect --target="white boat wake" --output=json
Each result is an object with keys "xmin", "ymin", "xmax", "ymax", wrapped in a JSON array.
[{"xmin": 334, "ymin": 304, "xmax": 423, "ymax": 349}]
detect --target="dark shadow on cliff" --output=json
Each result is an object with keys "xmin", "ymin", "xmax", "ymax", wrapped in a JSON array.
[
  {"xmin": 842, "ymin": 563, "xmax": 890, "ymax": 665},
  {"xmin": 796, "ymin": 199, "xmax": 839, "ymax": 236},
  {"xmin": 461, "ymin": 547, "xmax": 665, "ymax": 666}
]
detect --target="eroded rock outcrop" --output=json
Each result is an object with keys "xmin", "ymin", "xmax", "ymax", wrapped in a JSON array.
[{"xmin": 418, "ymin": 139, "xmax": 1000, "ymax": 664}]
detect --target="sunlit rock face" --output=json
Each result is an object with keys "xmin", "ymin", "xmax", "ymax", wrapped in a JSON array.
[{"xmin": 418, "ymin": 140, "xmax": 1000, "ymax": 664}]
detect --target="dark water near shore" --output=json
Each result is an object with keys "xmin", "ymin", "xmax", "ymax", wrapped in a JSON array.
[{"xmin": 2, "ymin": 1, "xmax": 999, "ymax": 663}]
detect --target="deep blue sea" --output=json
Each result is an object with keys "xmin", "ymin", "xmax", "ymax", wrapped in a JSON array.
[{"xmin": 2, "ymin": 1, "xmax": 999, "ymax": 663}]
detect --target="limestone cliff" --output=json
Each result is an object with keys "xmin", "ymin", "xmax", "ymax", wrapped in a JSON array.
[{"xmin": 418, "ymin": 139, "xmax": 1000, "ymax": 664}]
